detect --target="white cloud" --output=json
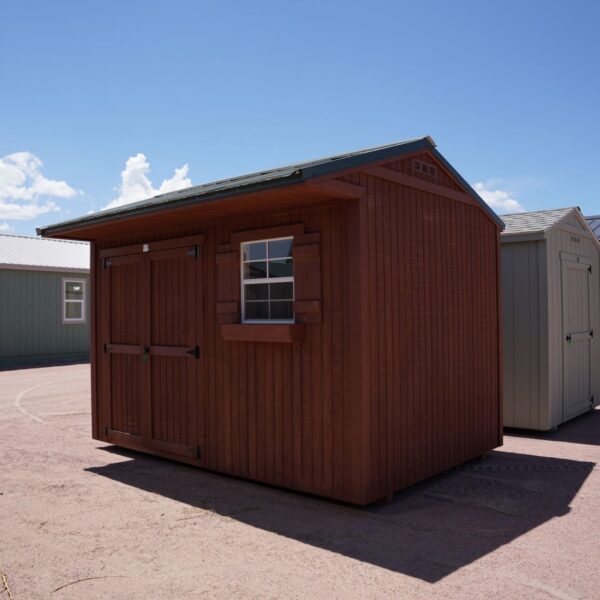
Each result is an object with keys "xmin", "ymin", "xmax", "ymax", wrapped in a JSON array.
[
  {"xmin": 0, "ymin": 222, "xmax": 11, "ymax": 232},
  {"xmin": 0, "ymin": 151, "xmax": 77, "ymax": 220},
  {"xmin": 472, "ymin": 180, "xmax": 525, "ymax": 214},
  {"xmin": 104, "ymin": 154, "xmax": 192, "ymax": 210}
]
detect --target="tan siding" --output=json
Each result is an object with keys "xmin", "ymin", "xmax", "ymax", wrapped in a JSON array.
[
  {"xmin": 501, "ymin": 241, "xmax": 544, "ymax": 429},
  {"xmin": 502, "ymin": 213, "xmax": 600, "ymax": 431}
]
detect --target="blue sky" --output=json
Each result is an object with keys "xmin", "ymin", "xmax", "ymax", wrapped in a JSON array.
[{"xmin": 1, "ymin": 0, "xmax": 599, "ymax": 236}]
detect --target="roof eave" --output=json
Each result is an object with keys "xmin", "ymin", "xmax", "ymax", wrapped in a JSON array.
[
  {"xmin": 39, "ymin": 137, "xmax": 440, "ymax": 239},
  {"xmin": 0, "ymin": 264, "xmax": 90, "ymax": 273},
  {"xmin": 500, "ymin": 231, "xmax": 547, "ymax": 243},
  {"xmin": 38, "ymin": 169, "xmax": 307, "ymax": 238}
]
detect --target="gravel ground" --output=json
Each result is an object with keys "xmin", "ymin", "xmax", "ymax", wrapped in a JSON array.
[{"xmin": 1, "ymin": 364, "xmax": 599, "ymax": 599}]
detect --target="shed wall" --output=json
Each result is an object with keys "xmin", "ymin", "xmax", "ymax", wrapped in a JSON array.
[
  {"xmin": 341, "ymin": 171, "xmax": 502, "ymax": 499},
  {"xmin": 0, "ymin": 268, "xmax": 90, "ymax": 367},
  {"xmin": 94, "ymin": 202, "xmax": 368, "ymax": 503},
  {"xmin": 501, "ymin": 241, "xmax": 549, "ymax": 429}
]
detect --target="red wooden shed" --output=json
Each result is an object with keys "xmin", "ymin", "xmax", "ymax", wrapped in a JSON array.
[{"xmin": 39, "ymin": 137, "xmax": 503, "ymax": 505}]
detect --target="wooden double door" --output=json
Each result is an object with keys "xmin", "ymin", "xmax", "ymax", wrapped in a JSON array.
[{"xmin": 100, "ymin": 235, "xmax": 203, "ymax": 461}]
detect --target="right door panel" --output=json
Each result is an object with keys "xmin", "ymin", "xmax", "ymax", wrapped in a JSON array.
[{"xmin": 562, "ymin": 255, "xmax": 592, "ymax": 420}]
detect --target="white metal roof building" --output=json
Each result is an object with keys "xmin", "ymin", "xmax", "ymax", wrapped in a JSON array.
[
  {"xmin": 0, "ymin": 234, "xmax": 90, "ymax": 368},
  {"xmin": 0, "ymin": 234, "xmax": 89, "ymax": 272},
  {"xmin": 501, "ymin": 207, "xmax": 600, "ymax": 430}
]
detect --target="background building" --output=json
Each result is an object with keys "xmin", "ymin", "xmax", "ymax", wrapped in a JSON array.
[{"xmin": 0, "ymin": 234, "xmax": 90, "ymax": 369}]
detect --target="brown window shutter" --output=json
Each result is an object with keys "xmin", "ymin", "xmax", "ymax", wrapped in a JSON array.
[
  {"xmin": 216, "ymin": 243, "xmax": 240, "ymax": 324},
  {"xmin": 293, "ymin": 233, "xmax": 321, "ymax": 323}
]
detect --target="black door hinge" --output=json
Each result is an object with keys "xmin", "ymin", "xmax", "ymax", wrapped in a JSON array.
[
  {"xmin": 187, "ymin": 245, "xmax": 200, "ymax": 258},
  {"xmin": 591, "ymin": 329, "xmax": 594, "ymax": 338},
  {"xmin": 196, "ymin": 446, "xmax": 202, "ymax": 459},
  {"xmin": 588, "ymin": 265, "xmax": 592, "ymax": 273},
  {"xmin": 104, "ymin": 425, "xmax": 108, "ymax": 436},
  {"xmin": 186, "ymin": 346, "xmax": 200, "ymax": 358}
]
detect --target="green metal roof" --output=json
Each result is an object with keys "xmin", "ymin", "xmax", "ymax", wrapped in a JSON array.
[{"xmin": 38, "ymin": 136, "xmax": 503, "ymax": 237}]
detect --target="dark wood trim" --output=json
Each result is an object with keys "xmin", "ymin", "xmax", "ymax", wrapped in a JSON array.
[
  {"xmin": 100, "ymin": 234, "xmax": 204, "ymax": 258},
  {"xmin": 106, "ymin": 428, "xmax": 143, "ymax": 446},
  {"xmin": 220, "ymin": 323, "xmax": 305, "ymax": 343},
  {"xmin": 90, "ymin": 243, "xmax": 98, "ymax": 439},
  {"xmin": 293, "ymin": 243, "xmax": 320, "ymax": 261},
  {"xmin": 99, "ymin": 253, "xmax": 111, "ymax": 441},
  {"xmin": 215, "ymin": 251, "xmax": 239, "ymax": 264},
  {"xmin": 151, "ymin": 438, "xmax": 199, "ymax": 458},
  {"xmin": 496, "ymin": 231, "xmax": 504, "ymax": 445},
  {"xmin": 231, "ymin": 223, "xmax": 304, "ymax": 245},
  {"xmin": 305, "ymin": 179, "xmax": 365, "ymax": 199},
  {"xmin": 106, "ymin": 343, "xmax": 142, "ymax": 355},
  {"xmin": 150, "ymin": 345, "xmax": 199, "ymax": 358},
  {"xmin": 362, "ymin": 166, "xmax": 474, "ymax": 206}
]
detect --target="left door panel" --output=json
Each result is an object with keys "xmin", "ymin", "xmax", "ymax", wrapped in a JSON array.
[{"xmin": 101, "ymin": 253, "xmax": 146, "ymax": 445}]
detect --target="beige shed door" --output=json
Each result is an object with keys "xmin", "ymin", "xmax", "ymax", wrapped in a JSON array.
[{"xmin": 561, "ymin": 254, "xmax": 593, "ymax": 420}]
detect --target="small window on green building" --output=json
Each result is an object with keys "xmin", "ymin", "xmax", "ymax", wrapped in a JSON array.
[{"xmin": 62, "ymin": 278, "xmax": 86, "ymax": 323}]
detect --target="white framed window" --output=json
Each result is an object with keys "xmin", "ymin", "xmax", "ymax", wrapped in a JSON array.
[
  {"xmin": 62, "ymin": 278, "xmax": 86, "ymax": 324},
  {"xmin": 241, "ymin": 237, "xmax": 294, "ymax": 323}
]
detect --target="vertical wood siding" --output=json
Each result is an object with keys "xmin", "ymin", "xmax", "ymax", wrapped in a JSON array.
[
  {"xmin": 92, "ymin": 155, "xmax": 501, "ymax": 504},
  {"xmin": 383, "ymin": 153, "xmax": 464, "ymax": 191},
  {"xmin": 95, "ymin": 202, "xmax": 365, "ymax": 502},
  {"xmin": 341, "ymin": 171, "xmax": 501, "ymax": 499}
]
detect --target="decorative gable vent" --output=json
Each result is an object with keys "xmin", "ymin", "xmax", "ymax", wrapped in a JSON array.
[{"xmin": 413, "ymin": 159, "xmax": 437, "ymax": 179}]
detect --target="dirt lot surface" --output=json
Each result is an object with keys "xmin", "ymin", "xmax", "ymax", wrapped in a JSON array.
[{"xmin": 1, "ymin": 364, "xmax": 599, "ymax": 599}]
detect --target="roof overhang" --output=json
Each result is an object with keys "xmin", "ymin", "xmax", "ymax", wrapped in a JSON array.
[{"xmin": 38, "ymin": 136, "xmax": 504, "ymax": 240}]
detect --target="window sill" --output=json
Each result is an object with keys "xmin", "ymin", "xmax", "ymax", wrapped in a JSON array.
[{"xmin": 220, "ymin": 323, "xmax": 305, "ymax": 343}]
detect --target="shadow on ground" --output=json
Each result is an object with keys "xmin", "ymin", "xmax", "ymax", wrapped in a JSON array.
[
  {"xmin": 87, "ymin": 445, "xmax": 594, "ymax": 583},
  {"xmin": 506, "ymin": 407, "xmax": 600, "ymax": 446}
]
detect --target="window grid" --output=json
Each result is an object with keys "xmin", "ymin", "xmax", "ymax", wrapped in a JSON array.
[
  {"xmin": 241, "ymin": 236, "xmax": 294, "ymax": 323},
  {"xmin": 62, "ymin": 278, "xmax": 86, "ymax": 324}
]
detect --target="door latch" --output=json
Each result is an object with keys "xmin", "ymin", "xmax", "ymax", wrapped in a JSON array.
[
  {"xmin": 141, "ymin": 346, "xmax": 150, "ymax": 362},
  {"xmin": 186, "ymin": 346, "xmax": 200, "ymax": 358}
]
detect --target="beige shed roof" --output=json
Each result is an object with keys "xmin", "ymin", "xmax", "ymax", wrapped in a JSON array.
[{"xmin": 501, "ymin": 208, "xmax": 575, "ymax": 236}]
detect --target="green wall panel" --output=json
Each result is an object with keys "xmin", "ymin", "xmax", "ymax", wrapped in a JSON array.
[{"xmin": 0, "ymin": 269, "xmax": 90, "ymax": 367}]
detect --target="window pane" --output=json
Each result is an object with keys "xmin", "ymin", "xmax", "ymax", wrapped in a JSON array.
[
  {"xmin": 268, "ymin": 238, "xmax": 292, "ymax": 259},
  {"xmin": 243, "ymin": 261, "xmax": 267, "ymax": 279},
  {"xmin": 65, "ymin": 302, "xmax": 83, "ymax": 319},
  {"xmin": 65, "ymin": 281, "xmax": 84, "ymax": 300},
  {"xmin": 245, "ymin": 283, "xmax": 268, "ymax": 301},
  {"xmin": 245, "ymin": 301, "xmax": 269, "ymax": 320},
  {"xmin": 270, "ymin": 282, "xmax": 293, "ymax": 300},
  {"xmin": 268, "ymin": 258, "xmax": 293, "ymax": 278},
  {"xmin": 270, "ymin": 301, "xmax": 293, "ymax": 320},
  {"xmin": 243, "ymin": 241, "xmax": 266, "ymax": 261}
]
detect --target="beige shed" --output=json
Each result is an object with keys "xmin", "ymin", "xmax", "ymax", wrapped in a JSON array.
[{"xmin": 501, "ymin": 207, "xmax": 600, "ymax": 430}]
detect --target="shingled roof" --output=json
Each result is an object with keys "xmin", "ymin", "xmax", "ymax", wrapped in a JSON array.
[
  {"xmin": 501, "ymin": 208, "xmax": 575, "ymax": 236},
  {"xmin": 38, "ymin": 136, "xmax": 503, "ymax": 238}
]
